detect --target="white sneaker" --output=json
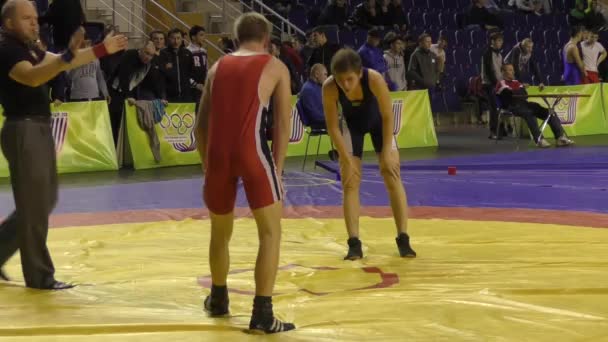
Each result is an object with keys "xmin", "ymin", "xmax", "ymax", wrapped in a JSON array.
[
  {"xmin": 537, "ymin": 139, "xmax": 551, "ymax": 148},
  {"xmin": 556, "ymin": 136, "xmax": 574, "ymax": 147}
]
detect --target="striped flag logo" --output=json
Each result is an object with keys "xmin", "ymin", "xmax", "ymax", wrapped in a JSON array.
[
  {"xmin": 51, "ymin": 112, "xmax": 69, "ymax": 153},
  {"xmin": 290, "ymin": 104, "xmax": 304, "ymax": 143},
  {"xmin": 392, "ymin": 100, "xmax": 404, "ymax": 135}
]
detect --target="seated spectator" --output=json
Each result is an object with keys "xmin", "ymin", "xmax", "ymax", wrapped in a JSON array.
[
  {"xmin": 357, "ymin": 28, "xmax": 387, "ymax": 76},
  {"xmin": 349, "ymin": 0, "xmax": 381, "ymax": 30},
  {"xmin": 66, "ymin": 38, "xmax": 110, "ymax": 102},
  {"xmin": 496, "ymin": 64, "xmax": 573, "ymax": 148},
  {"xmin": 515, "ymin": 0, "xmax": 545, "ymax": 16},
  {"xmin": 504, "ymin": 38, "xmax": 542, "ymax": 85},
  {"xmin": 581, "ymin": 30, "xmax": 607, "ymax": 84},
  {"xmin": 318, "ymin": 0, "xmax": 349, "ymax": 27},
  {"xmin": 467, "ymin": 0, "xmax": 504, "ymax": 29},
  {"xmin": 307, "ymin": 26, "xmax": 341, "ymax": 75},
  {"xmin": 298, "ymin": 64, "xmax": 328, "ymax": 128},
  {"xmin": 387, "ymin": 0, "xmax": 407, "ymax": 32},
  {"xmin": 430, "ymin": 36, "xmax": 448, "ymax": 75},
  {"xmin": 569, "ymin": 0, "xmax": 587, "ymax": 27},
  {"xmin": 585, "ymin": 0, "xmax": 606, "ymax": 31},
  {"xmin": 407, "ymin": 34, "xmax": 440, "ymax": 90},
  {"xmin": 383, "ymin": 32, "xmax": 407, "ymax": 91},
  {"xmin": 467, "ymin": 75, "xmax": 489, "ymax": 124}
]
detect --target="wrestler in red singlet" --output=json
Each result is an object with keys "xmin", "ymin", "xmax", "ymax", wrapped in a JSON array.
[{"xmin": 204, "ymin": 53, "xmax": 281, "ymax": 214}]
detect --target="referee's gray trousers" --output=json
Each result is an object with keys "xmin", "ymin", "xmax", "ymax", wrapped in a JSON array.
[{"xmin": 0, "ymin": 117, "xmax": 57, "ymax": 289}]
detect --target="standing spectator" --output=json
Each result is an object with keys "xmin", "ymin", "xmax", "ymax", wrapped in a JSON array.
[
  {"xmin": 581, "ymin": 30, "xmax": 607, "ymax": 84},
  {"xmin": 384, "ymin": 32, "xmax": 407, "ymax": 91},
  {"xmin": 187, "ymin": 25, "xmax": 208, "ymax": 110},
  {"xmin": 149, "ymin": 30, "xmax": 166, "ymax": 55},
  {"xmin": 38, "ymin": 0, "xmax": 84, "ymax": 50},
  {"xmin": 219, "ymin": 37, "xmax": 235, "ymax": 53},
  {"xmin": 377, "ymin": 0, "xmax": 391, "ymax": 26},
  {"xmin": 108, "ymin": 41, "xmax": 167, "ymax": 144},
  {"xmin": 270, "ymin": 38, "xmax": 301, "ymax": 94},
  {"xmin": 585, "ymin": 0, "xmax": 606, "ymax": 31},
  {"xmin": 318, "ymin": 0, "xmax": 349, "ymax": 27},
  {"xmin": 159, "ymin": 28, "xmax": 195, "ymax": 102},
  {"xmin": 563, "ymin": 26, "xmax": 587, "ymax": 86},
  {"xmin": 282, "ymin": 37, "xmax": 304, "ymax": 78},
  {"xmin": 357, "ymin": 28, "xmax": 387, "ymax": 75},
  {"xmin": 402, "ymin": 34, "xmax": 417, "ymax": 70},
  {"xmin": 430, "ymin": 35, "xmax": 448, "ymax": 75},
  {"xmin": 388, "ymin": 0, "xmax": 408, "ymax": 32},
  {"xmin": 66, "ymin": 38, "xmax": 110, "ymax": 102},
  {"xmin": 407, "ymin": 33, "xmax": 440, "ymax": 90},
  {"xmin": 298, "ymin": 64, "xmax": 328, "ymax": 128},
  {"xmin": 504, "ymin": 38, "xmax": 542, "ymax": 85},
  {"xmin": 481, "ymin": 32, "xmax": 504, "ymax": 139},
  {"xmin": 307, "ymin": 26, "xmax": 341, "ymax": 75}
]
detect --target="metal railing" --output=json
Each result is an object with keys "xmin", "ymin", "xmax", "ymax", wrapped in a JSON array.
[{"xmin": 240, "ymin": 0, "xmax": 306, "ymax": 37}]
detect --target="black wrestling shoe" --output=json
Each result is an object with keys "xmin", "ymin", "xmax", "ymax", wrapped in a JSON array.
[
  {"xmin": 396, "ymin": 233, "xmax": 417, "ymax": 258},
  {"xmin": 344, "ymin": 237, "xmax": 363, "ymax": 260},
  {"xmin": 34, "ymin": 280, "xmax": 75, "ymax": 290},
  {"xmin": 247, "ymin": 316, "xmax": 296, "ymax": 334},
  {"xmin": 203, "ymin": 294, "xmax": 230, "ymax": 317}
]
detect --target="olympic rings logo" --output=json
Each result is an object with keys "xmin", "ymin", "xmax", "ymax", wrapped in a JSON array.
[{"xmin": 160, "ymin": 113, "xmax": 195, "ymax": 135}]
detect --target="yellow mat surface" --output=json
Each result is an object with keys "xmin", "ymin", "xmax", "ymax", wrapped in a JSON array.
[{"xmin": 1, "ymin": 218, "xmax": 607, "ymax": 341}]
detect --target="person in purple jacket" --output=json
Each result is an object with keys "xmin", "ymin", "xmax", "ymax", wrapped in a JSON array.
[{"xmin": 357, "ymin": 28, "xmax": 387, "ymax": 76}]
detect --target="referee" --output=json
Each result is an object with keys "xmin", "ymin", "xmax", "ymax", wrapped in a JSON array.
[{"xmin": 0, "ymin": 0, "xmax": 127, "ymax": 290}]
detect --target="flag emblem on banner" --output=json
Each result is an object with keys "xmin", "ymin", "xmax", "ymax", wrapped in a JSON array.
[
  {"xmin": 51, "ymin": 112, "xmax": 69, "ymax": 153},
  {"xmin": 392, "ymin": 100, "xmax": 404, "ymax": 135}
]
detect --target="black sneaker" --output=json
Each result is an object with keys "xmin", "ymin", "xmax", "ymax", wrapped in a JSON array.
[
  {"xmin": 396, "ymin": 233, "xmax": 417, "ymax": 258},
  {"xmin": 247, "ymin": 317, "xmax": 296, "ymax": 334},
  {"xmin": 204, "ymin": 294, "xmax": 229, "ymax": 317},
  {"xmin": 344, "ymin": 237, "xmax": 363, "ymax": 260}
]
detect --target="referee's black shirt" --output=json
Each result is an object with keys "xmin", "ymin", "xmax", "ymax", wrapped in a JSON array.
[{"xmin": 0, "ymin": 31, "xmax": 51, "ymax": 118}]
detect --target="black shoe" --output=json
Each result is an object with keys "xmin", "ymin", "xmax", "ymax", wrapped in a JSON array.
[
  {"xmin": 247, "ymin": 317, "xmax": 296, "ymax": 335},
  {"xmin": 204, "ymin": 294, "xmax": 229, "ymax": 317},
  {"xmin": 0, "ymin": 268, "xmax": 9, "ymax": 282},
  {"xmin": 35, "ymin": 281, "xmax": 75, "ymax": 290},
  {"xmin": 344, "ymin": 237, "xmax": 363, "ymax": 260},
  {"xmin": 396, "ymin": 233, "xmax": 417, "ymax": 258}
]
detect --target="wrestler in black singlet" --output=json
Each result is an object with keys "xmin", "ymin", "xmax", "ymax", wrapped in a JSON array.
[{"xmin": 335, "ymin": 68, "xmax": 385, "ymax": 158}]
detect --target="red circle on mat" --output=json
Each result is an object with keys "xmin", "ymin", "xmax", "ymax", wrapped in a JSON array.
[{"xmin": 197, "ymin": 264, "xmax": 399, "ymax": 296}]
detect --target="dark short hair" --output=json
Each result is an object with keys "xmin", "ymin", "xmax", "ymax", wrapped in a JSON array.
[
  {"xmin": 438, "ymin": 35, "xmax": 447, "ymax": 42},
  {"xmin": 489, "ymin": 32, "xmax": 504, "ymax": 42},
  {"xmin": 149, "ymin": 30, "xmax": 165, "ymax": 39},
  {"xmin": 189, "ymin": 25, "xmax": 205, "ymax": 39},
  {"xmin": 331, "ymin": 48, "xmax": 362, "ymax": 75},
  {"xmin": 418, "ymin": 33, "xmax": 431, "ymax": 43},
  {"xmin": 311, "ymin": 26, "xmax": 326, "ymax": 35},
  {"xmin": 168, "ymin": 28, "xmax": 184, "ymax": 37},
  {"xmin": 571, "ymin": 25, "xmax": 586, "ymax": 38},
  {"xmin": 384, "ymin": 32, "xmax": 403, "ymax": 45},
  {"xmin": 234, "ymin": 12, "xmax": 272, "ymax": 43}
]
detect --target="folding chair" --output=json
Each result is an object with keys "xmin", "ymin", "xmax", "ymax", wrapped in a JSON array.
[{"xmin": 295, "ymin": 100, "xmax": 333, "ymax": 170}]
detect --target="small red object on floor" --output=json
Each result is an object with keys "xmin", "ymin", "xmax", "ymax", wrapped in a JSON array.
[{"xmin": 448, "ymin": 166, "xmax": 457, "ymax": 175}]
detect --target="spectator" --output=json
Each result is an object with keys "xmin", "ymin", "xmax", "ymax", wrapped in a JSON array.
[
  {"xmin": 563, "ymin": 26, "xmax": 587, "ymax": 85},
  {"xmin": 349, "ymin": 0, "xmax": 381, "ymax": 30},
  {"xmin": 467, "ymin": 75, "xmax": 489, "ymax": 124},
  {"xmin": 318, "ymin": 0, "xmax": 349, "ymax": 27},
  {"xmin": 496, "ymin": 64, "xmax": 573, "ymax": 148},
  {"xmin": 384, "ymin": 32, "xmax": 407, "ymax": 91},
  {"xmin": 270, "ymin": 38, "xmax": 301, "ymax": 94},
  {"xmin": 377, "ymin": 0, "xmax": 391, "ymax": 26},
  {"xmin": 358, "ymin": 28, "xmax": 387, "ymax": 75},
  {"xmin": 66, "ymin": 38, "xmax": 110, "ymax": 102},
  {"xmin": 581, "ymin": 30, "xmax": 607, "ymax": 84},
  {"xmin": 585, "ymin": 0, "xmax": 606, "ymax": 31},
  {"xmin": 219, "ymin": 37, "xmax": 235, "ymax": 53},
  {"xmin": 149, "ymin": 30, "xmax": 166, "ymax": 55},
  {"xmin": 504, "ymin": 38, "xmax": 542, "ymax": 85},
  {"xmin": 298, "ymin": 64, "xmax": 328, "ymax": 128},
  {"xmin": 430, "ymin": 35, "xmax": 448, "ymax": 75},
  {"xmin": 388, "ymin": 0, "xmax": 408, "ymax": 32},
  {"xmin": 467, "ymin": 0, "xmax": 504, "ymax": 29},
  {"xmin": 515, "ymin": 0, "xmax": 545, "ymax": 16},
  {"xmin": 38, "ymin": 0, "xmax": 85, "ymax": 50},
  {"xmin": 187, "ymin": 25, "xmax": 208, "ymax": 110},
  {"xmin": 108, "ymin": 41, "xmax": 167, "ymax": 144},
  {"xmin": 402, "ymin": 34, "xmax": 417, "ymax": 70},
  {"xmin": 159, "ymin": 28, "xmax": 196, "ymax": 102},
  {"xmin": 282, "ymin": 37, "xmax": 305, "ymax": 78},
  {"xmin": 481, "ymin": 32, "xmax": 504, "ymax": 139},
  {"xmin": 407, "ymin": 33, "xmax": 440, "ymax": 90},
  {"xmin": 569, "ymin": 0, "xmax": 586, "ymax": 27},
  {"xmin": 307, "ymin": 26, "xmax": 341, "ymax": 75}
]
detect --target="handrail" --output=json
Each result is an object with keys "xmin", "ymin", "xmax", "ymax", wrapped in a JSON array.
[
  {"xmin": 124, "ymin": 0, "xmax": 171, "ymax": 31},
  {"xmin": 146, "ymin": 0, "xmax": 225, "ymax": 56},
  {"xmin": 204, "ymin": 0, "xmax": 284, "ymax": 36},
  {"xmin": 243, "ymin": 0, "xmax": 306, "ymax": 37},
  {"xmin": 96, "ymin": 0, "xmax": 148, "ymax": 37},
  {"xmin": 115, "ymin": 0, "xmax": 157, "ymax": 32}
]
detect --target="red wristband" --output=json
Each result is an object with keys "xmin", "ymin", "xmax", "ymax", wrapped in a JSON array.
[{"xmin": 93, "ymin": 43, "xmax": 108, "ymax": 59}]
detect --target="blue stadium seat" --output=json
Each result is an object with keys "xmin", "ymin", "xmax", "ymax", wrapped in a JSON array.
[
  {"xmin": 531, "ymin": 30, "xmax": 544, "ymax": 47},
  {"xmin": 408, "ymin": 11, "xmax": 425, "ymax": 29},
  {"xmin": 543, "ymin": 29, "xmax": 558, "ymax": 48},
  {"xmin": 468, "ymin": 48, "xmax": 483, "ymax": 66},
  {"xmin": 557, "ymin": 29, "xmax": 569, "ymax": 46},
  {"xmin": 455, "ymin": 30, "xmax": 471, "ymax": 47},
  {"xmin": 439, "ymin": 29, "xmax": 456, "ymax": 47},
  {"xmin": 439, "ymin": 12, "xmax": 458, "ymax": 29},
  {"xmin": 423, "ymin": 12, "xmax": 440, "ymax": 28},
  {"xmin": 470, "ymin": 29, "xmax": 485, "ymax": 48},
  {"xmin": 288, "ymin": 7, "xmax": 309, "ymax": 31},
  {"xmin": 515, "ymin": 30, "xmax": 530, "ymax": 43},
  {"xmin": 452, "ymin": 47, "xmax": 467, "ymax": 65}
]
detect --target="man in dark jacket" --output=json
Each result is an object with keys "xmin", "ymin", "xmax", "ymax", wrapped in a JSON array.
[
  {"xmin": 504, "ymin": 38, "xmax": 542, "ymax": 86},
  {"xmin": 407, "ymin": 33, "xmax": 440, "ymax": 90},
  {"xmin": 159, "ymin": 28, "xmax": 195, "ymax": 102},
  {"xmin": 307, "ymin": 26, "xmax": 341, "ymax": 75},
  {"xmin": 481, "ymin": 32, "xmax": 504, "ymax": 139},
  {"xmin": 108, "ymin": 41, "xmax": 167, "ymax": 144}
]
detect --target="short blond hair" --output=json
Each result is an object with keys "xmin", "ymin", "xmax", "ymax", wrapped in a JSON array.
[{"xmin": 234, "ymin": 12, "xmax": 272, "ymax": 44}]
